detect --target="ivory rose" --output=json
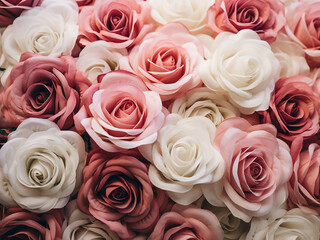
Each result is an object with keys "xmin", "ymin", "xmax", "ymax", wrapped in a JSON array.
[{"xmin": 0, "ymin": 118, "xmax": 86, "ymax": 212}]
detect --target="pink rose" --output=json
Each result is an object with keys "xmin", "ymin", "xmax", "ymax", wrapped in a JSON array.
[
  {"xmin": 77, "ymin": 0, "xmax": 153, "ymax": 49},
  {"xmin": 74, "ymin": 70, "xmax": 164, "ymax": 152},
  {"xmin": 77, "ymin": 149, "xmax": 168, "ymax": 240},
  {"xmin": 122, "ymin": 23, "xmax": 203, "ymax": 101},
  {"xmin": 75, "ymin": 0, "xmax": 95, "ymax": 7},
  {"xmin": 258, "ymin": 76, "xmax": 320, "ymax": 144},
  {"xmin": 288, "ymin": 137, "xmax": 320, "ymax": 215},
  {"xmin": 0, "ymin": 208, "xmax": 63, "ymax": 240},
  {"xmin": 207, "ymin": 0, "xmax": 286, "ymax": 43},
  {"xmin": 0, "ymin": 52, "xmax": 91, "ymax": 130},
  {"xmin": 0, "ymin": 0, "xmax": 42, "ymax": 27},
  {"xmin": 204, "ymin": 118, "xmax": 292, "ymax": 222},
  {"xmin": 148, "ymin": 204, "xmax": 223, "ymax": 240}
]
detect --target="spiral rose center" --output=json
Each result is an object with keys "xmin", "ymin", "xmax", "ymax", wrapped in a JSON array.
[
  {"xmin": 106, "ymin": 9, "xmax": 129, "ymax": 36},
  {"xmin": 111, "ymin": 186, "xmax": 128, "ymax": 201}
]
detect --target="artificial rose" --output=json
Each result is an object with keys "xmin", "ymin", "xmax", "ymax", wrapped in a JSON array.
[
  {"xmin": 1, "ymin": 0, "xmax": 78, "ymax": 67},
  {"xmin": 148, "ymin": 204, "xmax": 223, "ymax": 240},
  {"xmin": 169, "ymin": 87, "xmax": 240, "ymax": 126},
  {"xmin": 77, "ymin": 149, "xmax": 167, "ymax": 240},
  {"xmin": 121, "ymin": 23, "xmax": 203, "ymax": 101},
  {"xmin": 200, "ymin": 30, "xmax": 280, "ymax": 114},
  {"xmin": 78, "ymin": 0, "xmax": 153, "ymax": 49},
  {"xmin": 140, "ymin": 114, "xmax": 224, "ymax": 205},
  {"xmin": 207, "ymin": 0, "xmax": 286, "ymax": 43},
  {"xmin": 0, "ymin": 208, "xmax": 64, "ymax": 240},
  {"xmin": 203, "ymin": 118, "xmax": 292, "ymax": 222},
  {"xmin": 0, "ymin": 118, "xmax": 86, "ymax": 212},
  {"xmin": 146, "ymin": 0, "xmax": 214, "ymax": 34},
  {"xmin": 258, "ymin": 76, "xmax": 320, "ymax": 143},
  {"xmin": 285, "ymin": 0, "xmax": 320, "ymax": 66},
  {"xmin": 63, "ymin": 200, "xmax": 119, "ymax": 240},
  {"xmin": 74, "ymin": 70, "xmax": 164, "ymax": 152},
  {"xmin": 0, "ymin": 52, "xmax": 91, "ymax": 129},
  {"xmin": 75, "ymin": 0, "xmax": 95, "ymax": 8},
  {"xmin": 76, "ymin": 40, "xmax": 127, "ymax": 83},
  {"xmin": 0, "ymin": 0, "xmax": 43, "ymax": 28}
]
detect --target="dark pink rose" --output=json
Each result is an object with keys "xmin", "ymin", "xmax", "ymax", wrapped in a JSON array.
[
  {"xmin": 207, "ymin": 0, "xmax": 285, "ymax": 43},
  {"xmin": 0, "ymin": 208, "xmax": 63, "ymax": 240},
  {"xmin": 258, "ymin": 76, "xmax": 320, "ymax": 144},
  {"xmin": 0, "ymin": 52, "xmax": 91, "ymax": 129},
  {"xmin": 0, "ymin": 0, "xmax": 42, "ymax": 27},
  {"xmin": 77, "ymin": 149, "xmax": 168, "ymax": 240},
  {"xmin": 78, "ymin": 0, "xmax": 153, "ymax": 49}
]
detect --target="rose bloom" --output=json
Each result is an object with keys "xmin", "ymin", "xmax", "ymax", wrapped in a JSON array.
[
  {"xmin": 121, "ymin": 23, "xmax": 203, "ymax": 101},
  {"xmin": 0, "ymin": 52, "xmax": 91, "ymax": 129},
  {"xmin": 204, "ymin": 118, "xmax": 292, "ymax": 222},
  {"xmin": 199, "ymin": 30, "xmax": 280, "ymax": 114},
  {"xmin": 148, "ymin": 204, "xmax": 223, "ymax": 240},
  {"xmin": 78, "ymin": 0, "xmax": 153, "ymax": 49},
  {"xmin": 0, "ymin": 208, "xmax": 64, "ymax": 240},
  {"xmin": 0, "ymin": 0, "xmax": 43, "ymax": 28},
  {"xmin": 207, "ymin": 0, "xmax": 286, "ymax": 43},
  {"xmin": 258, "ymin": 76, "xmax": 320, "ymax": 144},
  {"xmin": 285, "ymin": 0, "xmax": 320, "ymax": 66},
  {"xmin": 77, "ymin": 149, "xmax": 167, "ymax": 240},
  {"xmin": 74, "ymin": 70, "xmax": 164, "ymax": 152},
  {"xmin": 0, "ymin": 118, "xmax": 86, "ymax": 213}
]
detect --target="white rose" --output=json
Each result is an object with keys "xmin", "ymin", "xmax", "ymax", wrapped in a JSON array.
[
  {"xmin": 169, "ymin": 87, "xmax": 240, "ymax": 126},
  {"xmin": 199, "ymin": 30, "xmax": 281, "ymax": 114},
  {"xmin": 0, "ymin": 118, "xmax": 86, "ymax": 213},
  {"xmin": 139, "ymin": 114, "xmax": 224, "ymax": 205},
  {"xmin": 0, "ymin": 28, "xmax": 12, "ymax": 86},
  {"xmin": 147, "ymin": 0, "xmax": 214, "ymax": 34},
  {"xmin": 1, "ymin": 0, "xmax": 78, "ymax": 66},
  {"xmin": 76, "ymin": 41, "xmax": 127, "ymax": 83}
]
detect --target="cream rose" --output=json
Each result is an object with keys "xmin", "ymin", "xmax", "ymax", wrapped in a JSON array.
[
  {"xmin": 199, "ymin": 30, "xmax": 281, "ymax": 114},
  {"xmin": 140, "ymin": 114, "xmax": 224, "ymax": 205},
  {"xmin": 0, "ymin": 118, "xmax": 86, "ymax": 213},
  {"xmin": 0, "ymin": 28, "xmax": 12, "ymax": 86}
]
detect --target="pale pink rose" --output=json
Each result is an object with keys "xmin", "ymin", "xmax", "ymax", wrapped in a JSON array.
[
  {"xmin": 77, "ymin": 0, "xmax": 153, "ymax": 49},
  {"xmin": 204, "ymin": 118, "xmax": 292, "ymax": 222},
  {"xmin": 207, "ymin": 0, "xmax": 286, "ymax": 43},
  {"xmin": 74, "ymin": 70, "xmax": 164, "ymax": 152},
  {"xmin": 121, "ymin": 23, "xmax": 203, "ymax": 101}
]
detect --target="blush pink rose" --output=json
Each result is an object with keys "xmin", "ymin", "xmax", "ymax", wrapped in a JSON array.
[
  {"xmin": 258, "ymin": 76, "xmax": 320, "ymax": 144},
  {"xmin": 121, "ymin": 23, "xmax": 203, "ymax": 101},
  {"xmin": 74, "ymin": 70, "xmax": 164, "ymax": 152},
  {"xmin": 75, "ymin": 0, "xmax": 95, "ymax": 7},
  {"xmin": 147, "ymin": 204, "xmax": 223, "ymax": 240},
  {"xmin": 77, "ymin": 149, "xmax": 168, "ymax": 240},
  {"xmin": 0, "ymin": 0, "xmax": 42, "ymax": 27},
  {"xmin": 207, "ymin": 0, "xmax": 286, "ymax": 43},
  {"xmin": 0, "ymin": 52, "xmax": 92, "ymax": 130},
  {"xmin": 77, "ymin": 0, "xmax": 153, "ymax": 49},
  {"xmin": 204, "ymin": 118, "xmax": 292, "ymax": 222},
  {"xmin": 0, "ymin": 208, "xmax": 63, "ymax": 240}
]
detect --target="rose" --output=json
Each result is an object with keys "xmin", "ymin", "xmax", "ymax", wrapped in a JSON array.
[
  {"xmin": 77, "ymin": 149, "xmax": 167, "ymax": 240},
  {"xmin": 285, "ymin": 0, "xmax": 320, "ymax": 66},
  {"xmin": 0, "ymin": 28, "xmax": 12, "ymax": 86},
  {"xmin": 0, "ymin": 0, "xmax": 43, "ymax": 28},
  {"xmin": 77, "ymin": 0, "xmax": 153, "ymax": 49},
  {"xmin": 63, "ymin": 200, "xmax": 120, "ymax": 240},
  {"xmin": 0, "ymin": 208, "xmax": 64, "ymax": 240},
  {"xmin": 258, "ymin": 76, "xmax": 320, "ymax": 143},
  {"xmin": 121, "ymin": 23, "xmax": 203, "ymax": 101},
  {"xmin": 147, "ymin": 204, "xmax": 223, "ymax": 240},
  {"xmin": 1, "ymin": 0, "xmax": 78, "ymax": 66},
  {"xmin": 76, "ymin": 40, "xmax": 127, "ymax": 83},
  {"xmin": 0, "ymin": 52, "xmax": 91, "ymax": 129},
  {"xmin": 75, "ymin": 0, "xmax": 95, "ymax": 8},
  {"xmin": 140, "ymin": 114, "xmax": 224, "ymax": 205},
  {"xmin": 0, "ymin": 118, "xmax": 86, "ymax": 212},
  {"xmin": 203, "ymin": 118, "xmax": 292, "ymax": 222},
  {"xmin": 146, "ymin": 0, "xmax": 214, "ymax": 34},
  {"xmin": 207, "ymin": 0, "xmax": 286, "ymax": 43},
  {"xmin": 199, "ymin": 30, "xmax": 280, "ymax": 114},
  {"xmin": 169, "ymin": 87, "xmax": 240, "ymax": 126},
  {"xmin": 74, "ymin": 70, "xmax": 164, "ymax": 152}
]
